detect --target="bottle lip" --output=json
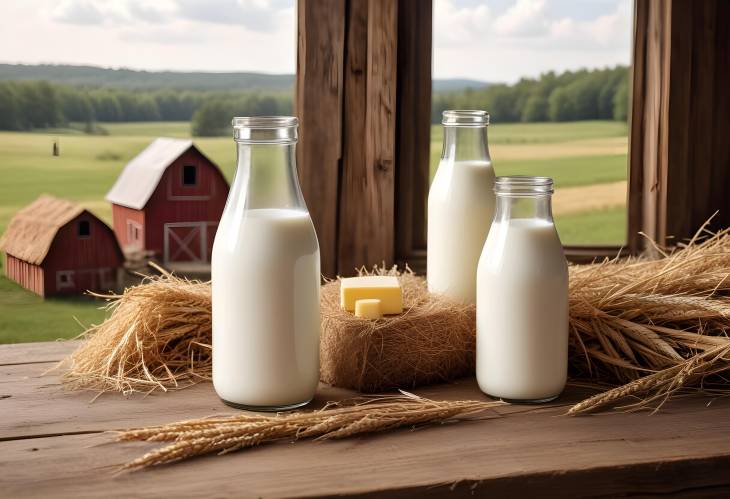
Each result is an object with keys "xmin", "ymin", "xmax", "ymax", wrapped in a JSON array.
[
  {"xmin": 232, "ymin": 116, "xmax": 298, "ymax": 144},
  {"xmin": 495, "ymin": 176, "xmax": 554, "ymax": 195},
  {"xmin": 442, "ymin": 110, "xmax": 489, "ymax": 127}
]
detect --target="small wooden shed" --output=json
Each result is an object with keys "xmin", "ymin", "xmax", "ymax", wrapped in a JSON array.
[
  {"xmin": 105, "ymin": 138, "xmax": 229, "ymax": 265},
  {"xmin": 0, "ymin": 195, "xmax": 123, "ymax": 297}
]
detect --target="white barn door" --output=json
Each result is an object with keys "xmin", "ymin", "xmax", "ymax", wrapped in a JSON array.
[{"xmin": 163, "ymin": 222, "xmax": 208, "ymax": 264}]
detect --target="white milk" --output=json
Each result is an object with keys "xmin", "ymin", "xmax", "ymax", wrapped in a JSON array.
[
  {"xmin": 476, "ymin": 219, "xmax": 568, "ymax": 401},
  {"xmin": 428, "ymin": 160, "xmax": 495, "ymax": 303},
  {"xmin": 212, "ymin": 208, "xmax": 320, "ymax": 409}
]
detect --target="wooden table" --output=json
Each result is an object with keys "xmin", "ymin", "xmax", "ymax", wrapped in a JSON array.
[{"xmin": 2, "ymin": 341, "xmax": 730, "ymax": 498}]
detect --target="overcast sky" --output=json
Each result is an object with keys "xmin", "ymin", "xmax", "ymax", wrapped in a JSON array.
[{"xmin": 0, "ymin": 0, "xmax": 632, "ymax": 83}]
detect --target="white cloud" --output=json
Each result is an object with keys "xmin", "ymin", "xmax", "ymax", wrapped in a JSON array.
[
  {"xmin": 433, "ymin": 0, "xmax": 491, "ymax": 46},
  {"xmin": 494, "ymin": 0, "xmax": 549, "ymax": 37},
  {"xmin": 175, "ymin": 0, "xmax": 290, "ymax": 32},
  {"xmin": 433, "ymin": 0, "xmax": 632, "ymax": 82}
]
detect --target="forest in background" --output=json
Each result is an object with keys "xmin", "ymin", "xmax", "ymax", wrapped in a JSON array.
[{"xmin": 0, "ymin": 65, "xmax": 628, "ymax": 136}]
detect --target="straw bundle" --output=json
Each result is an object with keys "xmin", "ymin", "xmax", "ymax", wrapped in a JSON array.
[
  {"xmin": 320, "ymin": 267, "xmax": 476, "ymax": 391},
  {"xmin": 60, "ymin": 224, "xmax": 730, "ymax": 413},
  {"xmin": 62, "ymin": 270, "xmax": 212, "ymax": 394},
  {"xmin": 116, "ymin": 392, "xmax": 503, "ymax": 470}
]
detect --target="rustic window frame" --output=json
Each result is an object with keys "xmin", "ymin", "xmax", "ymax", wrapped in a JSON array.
[{"xmin": 295, "ymin": 0, "xmax": 729, "ymax": 276}]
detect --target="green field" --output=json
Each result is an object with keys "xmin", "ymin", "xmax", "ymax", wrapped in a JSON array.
[{"xmin": 0, "ymin": 120, "xmax": 628, "ymax": 344}]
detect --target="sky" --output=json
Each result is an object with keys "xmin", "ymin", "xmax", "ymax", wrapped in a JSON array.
[{"xmin": 0, "ymin": 0, "xmax": 632, "ymax": 83}]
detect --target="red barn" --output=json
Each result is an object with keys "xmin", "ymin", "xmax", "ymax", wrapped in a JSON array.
[
  {"xmin": 0, "ymin": 195, "xmax": 123, "ymax": 297},
  {"xmin": 106, "ymin": 138, "xmax": 229, "ymax": 265}
]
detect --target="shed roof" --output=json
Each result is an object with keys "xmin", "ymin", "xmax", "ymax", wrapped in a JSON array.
[
  {"xmin": 105, "ymin": 137, "xmax": 195, "ymax": 210},
  {"xmin": 0, "ymin": 195, "xmax": 87, "ymax": 265}
]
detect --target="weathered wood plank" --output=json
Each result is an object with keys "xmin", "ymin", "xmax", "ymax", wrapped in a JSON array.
[
  {"xmin": 337, "ymin": 0, "xmax": 398, "ymax": 275},
  {"xmin": 4, "ymin": 341, "xmax": 730, "ymax": 497},
  {"xmin": 0, "ymin": 355, "xmax": 579, "ymax": 440},
  {"xmin": 2, "ymin": 391, "xmax": 730, "ymax": 498},
  {"xmin": 295, "ymin": 0, "xmax": 346, "ymax": 277},
  {"xmin": 630, "ymin": 0, "xmax": 730, "ymax": 250},
  {"xmin": 0, "ymin": 340, "xmax": 79, "ymax": 366},
  {"xmin": 395, "ymin": 0, "xmax": 431, "ymax": 265}
]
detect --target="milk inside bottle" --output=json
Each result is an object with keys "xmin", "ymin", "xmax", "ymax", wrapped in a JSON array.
[
  {"xmin": 428, "ymin": 110, "xmax": 495, "ymax": 304},
  {"xmin": 476, "ymin": 176, "xmax": 568, "ymax": 402},
  {"xmin": 212, "ymin": 116, "xmax": 320, "ymax": 411}
]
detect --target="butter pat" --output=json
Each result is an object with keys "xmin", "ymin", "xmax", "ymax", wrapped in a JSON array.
[
  {"xmin": 355, "ymin": 299, "xmax": 382, "ymax": 319},
  {"xmin": 340, "ymin": 276, "xmax": 403, "ymax": 315}
]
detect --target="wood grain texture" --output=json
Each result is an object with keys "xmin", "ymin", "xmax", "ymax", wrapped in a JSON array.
[
  {"xmin": 337, "ymin": 0, "xmax": 398, "ymax": 275},
  {"xmin": 395, "ymin": 0, "xmax": 431, "ymax": 266},
  {"xmin": 295, "ymin": 0, "xmax": 346, "ymax": 277},
  {"xmin": 3, "ymin": 341, "xmax": 730, "ymax": 498},
  {"xmin": 629, "ymin": 0, "xmax": 730, "ymax": 251}
]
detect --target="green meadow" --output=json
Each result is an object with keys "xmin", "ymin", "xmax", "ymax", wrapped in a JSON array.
[{"xmin": 0, "ymin": 120, "xmax": 628, "ymax": 343}]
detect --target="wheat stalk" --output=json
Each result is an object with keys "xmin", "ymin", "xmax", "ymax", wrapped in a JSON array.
[{"xmin": 116, "ymin": 392, "xmax": 504, "ymax": 470}]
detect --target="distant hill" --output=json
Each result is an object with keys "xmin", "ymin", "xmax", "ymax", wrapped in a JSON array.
[
  {"xmin": 432, "ymin": 79, "xmax": 491, "ymax": 92},
  {"xmin": 0, "ymin": 64, "xmax": 294, "ymax": 92},
  {"xmin": 0, "ymin": 64, "xmax": 491, "ymax": 93}
]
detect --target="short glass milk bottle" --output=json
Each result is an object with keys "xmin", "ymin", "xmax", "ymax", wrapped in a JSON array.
[
  {"xmin": 211, "ymin": 116, "xmax": 321, "ymax": 411},
  {"xmin": 427, "ymin": 110, "xmax": 496, "ymax": 304},
  {"xmin": 476, "ymin": 176, "xmax": 568, "ymax": 403}
]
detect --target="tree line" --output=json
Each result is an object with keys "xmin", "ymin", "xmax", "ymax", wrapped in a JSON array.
[
  {"xmin": 432, "ymin": 65, "xmax": 629, "ymax": 124},
  {"xmin": 0, "ymin": 80, "xmax": 292, "ymax": 134},
  {"xmin": 0, "ymin": 65, "xmax": 629, "ymax": 136}
]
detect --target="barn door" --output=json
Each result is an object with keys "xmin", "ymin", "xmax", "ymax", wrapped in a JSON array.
[{"xmin": 163, "ymin": 222, "xmax": 208, "ymax": 264}]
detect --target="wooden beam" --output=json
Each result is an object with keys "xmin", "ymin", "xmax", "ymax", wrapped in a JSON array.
[
  {"xmin": 395, "ymin": 0, "xmax": 432, "ymax": 264},
  {"xmin": 629, "ymin": 0, "xmax": 730, "ymax": 252},
  {"xmin": 295, "ymin": 0, "xmax": 346, "ymax": 277},
  {"xmin": 337, "ymin": 0, "xmax": 399, "ymax": 275}
]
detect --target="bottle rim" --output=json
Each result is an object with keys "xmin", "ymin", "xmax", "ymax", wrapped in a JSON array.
[
  {"xmin": 442, "ymin": 110, "xmax": 489, "ymax": 127},
  {"xmin": 232, "ymin": 116, "xmax": 298, "ymax": 144},
  {"xmin": 495, "ymin": 176, "xmax": 554, "ymax": 195}
]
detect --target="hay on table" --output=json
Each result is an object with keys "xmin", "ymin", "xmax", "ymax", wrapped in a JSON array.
[
  {"xmin": 320, "ymin": 267, "xmax": 475, "ymax": 392},
  {"xmin": 61, "ymin": 268, "xmax": 212, "ymax": 395},
  {"xmin": 60, "ymin": 223, "xmax": 730, "ymax": 413}
]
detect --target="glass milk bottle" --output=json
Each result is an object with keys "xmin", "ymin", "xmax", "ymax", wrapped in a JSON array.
[
  {"xmin": 427, "ymin": 110, "xmax": 495, "ymax": 304},
  {"xmin": 212, "ymin": 116, "xmax": 320, "ymax": 411},
  {"xmin": 476, "ymin": 177, "xmax": 568, "ymax": 402}
]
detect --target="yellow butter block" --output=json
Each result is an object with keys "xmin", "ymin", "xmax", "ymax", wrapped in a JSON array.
[
  {"xmin": 355, "ymin": 299, "xmax": 382, "ymax": 319},
  {"xmin": 340, "ymin": 276, "xmax": 403, "ymax": 315}
]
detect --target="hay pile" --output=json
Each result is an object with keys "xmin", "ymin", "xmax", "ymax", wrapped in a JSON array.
[
  {"xmin": 60, "ymin": 225, "xmax": 730, "ymax": 413},
  {"xmin": 62, "ymin": 269, "xmax": 212, "ymax": 394},
  {"xmin": 320, "ymin": 267, "xmax": 475, "ymax": 392}
]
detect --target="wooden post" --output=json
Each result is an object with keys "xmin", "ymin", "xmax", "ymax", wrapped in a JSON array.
[
  {"xmin": 296, "ymin": 0, "xmax": 432, "ymax": 277},
  {"xmin": 629, "ymin": 0, "xmax": 730, "ymax": 251},
  {"xmin": 295, "ymin": 0, "xmax": 345, "ymax": 277}
]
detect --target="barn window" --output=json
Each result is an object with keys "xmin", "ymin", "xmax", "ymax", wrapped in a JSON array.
[
  {"xmin": 77, "ymin": 220, "xmax": 90, "ymax": 238},
  {"xmin": 56, "ymin": 270, "xmax": 75, "ymax": 290},
  {"xmin": 183, "ymin": 165, "xmax": 197, "ymax": 186}
]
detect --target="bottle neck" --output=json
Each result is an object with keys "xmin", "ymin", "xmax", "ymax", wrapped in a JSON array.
[
  {"xmin": 494, "ymin": 194, "xmax": 554, "ymax": 224},
  {"xmin": 441, "ymin": 126, "xmax": 491, "ymax": 162},
  {"xmin": 232, "ymin": 141, "xmax": 306, "ymax": 211}
]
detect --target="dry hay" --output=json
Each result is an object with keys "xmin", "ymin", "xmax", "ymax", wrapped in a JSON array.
[
  {"xmin": 60, "ymin": 223, "xmax": 730, "ymax": 414},
  {"xmin": 116, "ymin": 392, "xmax": 503, "ymax": 470},
  {"xmin": 320, "ymin": 266, "xmax": 475, "ymax": 392},
  {"xmin": 61, "ymin": 267, "xmax": 212, "ymax": 395}
]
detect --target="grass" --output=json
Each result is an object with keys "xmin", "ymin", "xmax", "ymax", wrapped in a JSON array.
[
  {"xmin": 0, "ymin": 119, "xmax": 628, "ymax": 343},
  {"xmin": 0, "ymin": 276, "xmax": 107, "ymax": 343},
  {"xmin": 555, "ymin": 206, "xmax": 627, "ymax": 245}
]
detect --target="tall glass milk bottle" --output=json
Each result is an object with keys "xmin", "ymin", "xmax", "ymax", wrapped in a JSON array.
[
  {"xmin": 212, "ymin": 117, "xmax": 320, "ymax": 411},
  {"xmin": 427, "ymin": 110, "xmax": 495, "ymax": 304},
  {"xmin": 476, "ymin": 176, "xmax": 568, "ymax": 402}
]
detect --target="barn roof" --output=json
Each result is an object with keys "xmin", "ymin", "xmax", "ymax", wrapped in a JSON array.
[
  {"xmin": 0, "ymin": 195, "xmax": 87, "ymax": 265},
  {"xmin": 105, "ymin": 137, "xmax": 195, "ymax": 210}
]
